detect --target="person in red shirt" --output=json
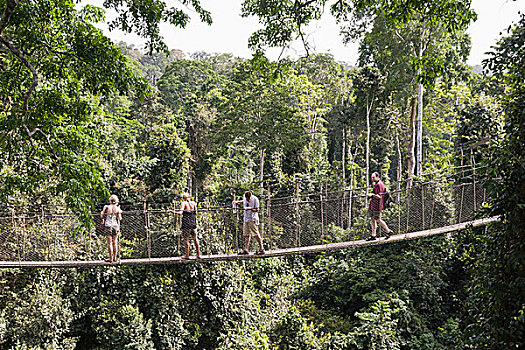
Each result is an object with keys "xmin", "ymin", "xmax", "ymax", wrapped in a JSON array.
[{"xmin": 366, "ymin": 172, "xmax": 393, "ymax": 241}]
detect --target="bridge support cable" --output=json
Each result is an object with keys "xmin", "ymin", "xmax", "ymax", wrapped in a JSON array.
[{"xmin": 0, "ymin": 179, "xmax": 492, "ymax": 267}]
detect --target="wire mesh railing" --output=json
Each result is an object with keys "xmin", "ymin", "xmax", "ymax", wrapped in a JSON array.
[{"xmin": 0, "ymin": 180, "xmax": 489, "ymax": 262}]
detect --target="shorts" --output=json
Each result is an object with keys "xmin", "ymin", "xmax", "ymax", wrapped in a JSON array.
[
  {"xmin": 243, "ymin": 221, "xmax": 259, "ymax": 237},
  {"xmin": 103, "ymin": 225, "xmax": 119, "ymax": 236},
  {"xmin": 368, "ymin": 210, "xmax": 381, "ymax": 220},
  {"xmin": 182, "ymin": 228, "xmax": 197, "ymax": 238}
]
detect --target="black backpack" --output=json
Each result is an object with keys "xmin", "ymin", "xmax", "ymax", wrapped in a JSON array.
[{"xmin": 383, "ymin": 190, "xmax": 393, "ymax": 209}]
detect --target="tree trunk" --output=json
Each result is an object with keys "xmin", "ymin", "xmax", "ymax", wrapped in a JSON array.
[
  {"xmin": 407, "ymin": 96, "xmax": 417, "ymax": 188},
  {"xmin": 259, "ymin": 149, "xmax": 265, "ymax": 192},
  {"xmin": 366, "ymin": 95, "xmax": 371, "ymax": 191},
  {"xmin": 187, "ymin": 170, "xmax": 193, "ymax": 196},
  {"xmin": 342, "ymin": 128, "xmax": 346, "ymax": 187},
  {"xmin": 341, "ymin": 127, "xmax": 346, "ymax": 227},
  {"xmin": 416, "ymin": 23, "xmax": 425, "ymax": 177},
  {"xmin": 394, "ymin": 113, "xmax": 402, "ymax": 203},
  {"xmin": 348, "ymin": 141, "xmax": 359, "ymax": 229},
  {"xmin": 416, "ymin": 81, "xmax": 424, "ymax": 176}
]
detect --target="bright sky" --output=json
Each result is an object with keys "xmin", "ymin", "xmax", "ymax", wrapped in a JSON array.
[{"xmin": 86, "ymin": 0, "xmax": 524, "ymax": 65}]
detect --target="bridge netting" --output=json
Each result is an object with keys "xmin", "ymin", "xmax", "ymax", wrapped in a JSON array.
[{"xmin": 0, "ymin": 180, "xmax": 487, "ymax": 263}]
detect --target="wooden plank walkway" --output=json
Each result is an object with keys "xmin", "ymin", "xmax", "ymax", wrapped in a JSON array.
[{"xmin": 0, "ymin": 216, "xmax": 500, "ymax": 268}]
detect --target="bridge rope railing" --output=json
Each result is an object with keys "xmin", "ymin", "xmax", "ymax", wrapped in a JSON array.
[{"xmin": 0, "ymin": 180, "xmax": 489, "ymax": 263}]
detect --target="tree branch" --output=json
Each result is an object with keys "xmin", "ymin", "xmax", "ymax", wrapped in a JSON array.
[
  {"xmin": 0, "ymin": 0, "xmax": 21, "ymax": 34},
  {"xmin": 0, "ymin": 35, "xmax": 39, "ymax": 114},
  {"xmin": 293, "ymin": 0, "xmax": 319, "ymax": 56},
  {"xmin": 22, "ymin": 124, "xmax": 57, "ymax": 160}
]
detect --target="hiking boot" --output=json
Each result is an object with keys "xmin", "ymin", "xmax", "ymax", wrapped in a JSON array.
[
  {"xmin": 238, "ymin": 250, "xmax": 249, "ymax": 255},
  {"xmin": 366, "ymin": 236, "xmax": 377, "ymax": 241},
  {"xmin": 255, "ymin": 249, "xmax": 265, "ymax": 255}
]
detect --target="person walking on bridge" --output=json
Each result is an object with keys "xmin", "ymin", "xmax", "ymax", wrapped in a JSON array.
[
  {"xmin": 173, "ymin": 193, "xmax": 201, "ymax": 259},
  {"xmin": 100, "ymin": 194, "xmax": 122, "ymax": 262},
  {"xmin": 233, "ymin": 191, "xmax": 265, "ymax": 255},
  {"xmin": 367, "ymin": 172, "xmax": 393, "ymax": 241}
]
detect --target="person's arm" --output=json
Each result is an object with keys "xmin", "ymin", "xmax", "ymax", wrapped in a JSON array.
[
  {"xmin": 367, "ymin": 185, "xmax": 381, "ymax": 199},
  {"xmin": 168, "ymin": 203, "xmax": 183, "ymax": 214},
  {"xmin": 117, "ymin": 207, "xmax": 122, "ymax": 222},
  {"xmin": 175, "ymin": 201, "xmax": 186, "ymax": 215},
  {"xmin": 234, "ymin": 199, "xmax": 251, "ymax": 210},
  {"xmin": 100, "ymin": 205, "xmax": 107, "ymax": 218},
  {"xmin": 251, "ymin": 197, "xmax": 259, "ymax": 212}
]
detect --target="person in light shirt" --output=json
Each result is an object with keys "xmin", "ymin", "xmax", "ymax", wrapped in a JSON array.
[{"xmin": 233, "ymin": 190, "xmax": 265, "ymax": 255}]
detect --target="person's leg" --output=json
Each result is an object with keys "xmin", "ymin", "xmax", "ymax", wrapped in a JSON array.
[
  {"xmin": 192, "ymin": 233, "xmax": 201, "ymax": 258},
  {"xmin": 370, "ymin": 218, "xmax": 377, "ymax": 237},
  {"xmin": 253, "ymin": 223, "xmax": 264, "ymax": 252},
  {"xmin": 184, "ymin": 236, "xmax": 190, "ymax": 258},
  {"xmin": 377, "ymin": 218, "xmax": 391, "ymax": 234},
  {"xmin": 244, "ymin": 235, "xmax": 251, "ymax": 252},
  {"xmin": 116, "ymin": 231, "xmax": 121, "ymax": 261},
  {"xmin": 255, "ymin": 233, "xmax": 264, "ymax": 251},
  {"xmin": 240, "ymin": 222, "xmax": 251, "ymax": 253},
  {"xmin": 111, "ymin": 235, "xmax": 118, "ymax": 261},
  {"xmin": 106, "ymin": 236, "xmax": 113, "ymax": 261}
]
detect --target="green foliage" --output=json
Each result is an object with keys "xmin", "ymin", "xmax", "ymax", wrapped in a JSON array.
[
  {"xmin": 351, "ymin": 296, "xmax": 407, "ymax": 350},
  {"xmin": 298, "ymin": 299, "xmax": 354, "ymax": 335},
  {"xmin": 1, "ymin": 272, "xmax": 74, "ymax": 349},
  {"xmin": 459, "ymin": 13, "xmax": 525, "ymax": 349},
  {"xmin": 270, "ymin": 306, "xmax": 322, "ymax": 350},
  {"xmin": 215, "ymin": 60, "xmax": 309, "ymax": 151},
  {"xmin": 241, "ymin": 0, "xmax": 323, "ymax": 55},
  {"xmin": 298, "ymin": 237, "xmax": 467, "ymax": 348},
  {"xmin": 94, "ymin": 302, "xmax": 154, "ymax": 349},
  {"xmin": 157, "ymin": 58, "xmax": 222, "ymax": 185},
  {"xmin": 0, "ymin": 0, "xmax": 148, "ymax": 221},
  {"xmin": 93, "ymin": 92, "xmax": 190, "ymax": 204},
  {"xmin": 117, "ymin": 41, "xmax": 184, "ymax": 85},
  {"xmin": 335, "ymin": 0, "xmax": 475, "ymax": 87},
  {"xmin": 0, "ymin": 2, "xmax": 520, "ymax": 349}
]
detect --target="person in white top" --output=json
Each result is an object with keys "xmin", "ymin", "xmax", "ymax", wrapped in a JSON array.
[
  {"xmin": 233, "ymin": 191, "xmax": 265, "ymax": 255},
  {"xmin": 100, "ymin": 194, "xmax": 122, "ymax": 262}
]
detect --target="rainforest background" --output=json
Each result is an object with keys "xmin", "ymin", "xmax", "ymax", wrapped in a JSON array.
[{"xmin": 0, "ymin": 0, "xmax": 523, "ymax": 349}]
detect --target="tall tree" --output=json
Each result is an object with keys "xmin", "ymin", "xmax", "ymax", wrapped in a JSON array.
[
  {"xmin": 333, "ymin": 0, "xmax": 476, "ymax": 177},
  {"xmin": 213, "ymin": 60, "xmax": 313, "ymax": 188},
  {"xmin": 0, "ymin": 0, "xmax": 210, "ymax": 217},
  {"xmin": 242, "ymin": 0, "xmax": 476, "ymax": 179},
  {"xmin": 463, "ymin": 14, "xmax": 525, "ymax": 349},
  {"xmin": 357, "ymin": 13, "xmax": 472, "ymax": 182},
  {"xmin": 351, "ymin": 66, "xmax": 384, "ymax": 190},
  {"xmin": 0, "ymin": 1, "xmax": 144, "ymax": 217},
  {"xmin": 157, "ymin": 58, "xmax": 222, "ymax": 193}
]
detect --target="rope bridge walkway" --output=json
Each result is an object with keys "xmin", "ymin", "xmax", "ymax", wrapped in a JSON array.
[{"xmin": 0, "ymin": 180, "xmax": 497, "ymax": 268}]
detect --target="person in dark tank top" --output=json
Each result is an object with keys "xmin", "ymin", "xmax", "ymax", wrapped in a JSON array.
[{"xmin": 172, "ymin": 193, "xmax": 201, "ymax": 259}]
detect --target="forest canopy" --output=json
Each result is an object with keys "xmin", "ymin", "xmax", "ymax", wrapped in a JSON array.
[{"xmin": 0, "ymin": 1, "xmax": 523, "ymax": 349}]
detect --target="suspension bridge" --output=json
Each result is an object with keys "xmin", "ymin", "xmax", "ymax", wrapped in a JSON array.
[{"xmin": 0, "ymin": 177, "xmax": 498, "ymax": 268}]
